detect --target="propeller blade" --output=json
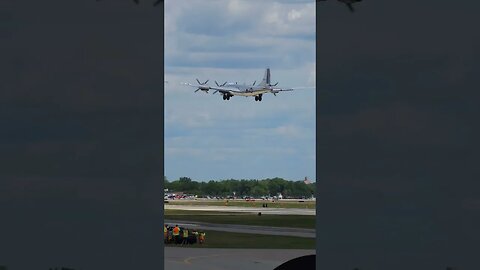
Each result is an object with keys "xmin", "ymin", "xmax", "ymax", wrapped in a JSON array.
[
  {"xmin": 215, "ymin": 81, "xmax": 220, "ymax": 87},
  {"xmin": 203, "ymin": 80, "xmax": 209, "ymax": 85},
  {"xmin": 222, "ymin": 81, "xmax": 227, "ymax": 86},
  {"xmin": 195, "ymin": 89, "xmax": 200, "ymax": 93},
  {"xmin": 196, "ymin": 78, "xmax": 201, "ymax": 85},
  {"xmin": 273, "ymin": 82, "xmax": 278, "ymax": 86},
  {"xmin": 253, "ymin": 80, "xmax": 256, "ymax": 86},
  {"xmin": 213, "ymin": 90, "xmax": 218, "ymax": 94}
]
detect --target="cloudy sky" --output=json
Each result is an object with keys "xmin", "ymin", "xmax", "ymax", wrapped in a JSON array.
[{"xmin": 164, "ymin": 0, "xmax": 316, "ymax": 182}]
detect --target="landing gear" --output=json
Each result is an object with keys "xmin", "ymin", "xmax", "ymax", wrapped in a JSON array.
[
  {"xmin": 223, "ymin": 94, "xmax": 231, "ymax": 100},
  {"xmin": 254, "ymin": 94, "xmax": 263, "ymax": 101}
]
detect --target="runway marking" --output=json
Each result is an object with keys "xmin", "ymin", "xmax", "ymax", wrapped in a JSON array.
[
  {"xmin": 183, "ymin": 253, "xmax": 232, "ymax": 265},
  {"xmin": 166, "ymin": 259, "xmax": 188, "ymax": 265}
]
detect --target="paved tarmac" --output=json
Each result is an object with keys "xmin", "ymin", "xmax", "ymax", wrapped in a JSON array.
[
  {"xmin": 165, "ymin": 247, "xmax": 315, "ymax": 270},
  {"xmin": 164, "ymin": 219, "xmax": 315, "ymax": 238},
  {"xmin": 165, "ymin": 204, "xmax": 316, "ymax": 215}
]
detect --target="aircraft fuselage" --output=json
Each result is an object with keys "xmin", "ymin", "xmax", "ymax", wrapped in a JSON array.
[{"xmin": 226, "ymin": 89, "xmax": 270, "ymax": 97}]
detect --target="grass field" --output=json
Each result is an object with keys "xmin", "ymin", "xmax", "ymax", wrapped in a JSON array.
[
  {"xmin": 165, "ymin": 230, "xmax": 315, "ymax": 249},
  {"xmin": 165, "ymin": 200, "xmax": 316, "ymax": 209},
  {"xmin": 164, "ymin": 210, "xmax": 315, "ymax": 229}
]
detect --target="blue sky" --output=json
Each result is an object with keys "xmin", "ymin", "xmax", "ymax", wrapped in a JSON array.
[{"xmin": 164, "ymin": 0, "xmax": 316, "ymax": 182}]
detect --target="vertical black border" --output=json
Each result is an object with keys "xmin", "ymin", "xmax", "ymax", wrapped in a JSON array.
[
  {"xmin": 1, "ymin": 1, "xmax": 166, "ymax": 269},
  {"xmin": 315, "ymin": 1, "xmax": 320, "ymax": 269}
]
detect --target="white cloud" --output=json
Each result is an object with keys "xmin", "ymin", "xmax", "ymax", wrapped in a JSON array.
[
  {"xmin": 227, "ymin": 0, "xmax": 251, "ymax": 14},
  {"xmin": 288, "ymin": 9, "xmax": 302, "ymax": 21},
  {"xmin": 274, "ymin": 125, "xmax": 303, "ymax": 139}
]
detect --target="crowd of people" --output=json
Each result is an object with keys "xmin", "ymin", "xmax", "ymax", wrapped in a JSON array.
[{"xmin": 164, "ymin": 224, "xmax": 206, "ymax": 245}]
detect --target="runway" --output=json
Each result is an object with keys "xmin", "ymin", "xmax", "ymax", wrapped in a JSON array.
[
  {"xmin": 165, "ymin": 247, "xmax": 315, "ymax": 270},
  {"xmin": 164, "ymin": 204, "xmax": 316, "ymax": 216},
  {"xmin": 164, "ymin": 219, "xmax": 316, "ymax": 238}
]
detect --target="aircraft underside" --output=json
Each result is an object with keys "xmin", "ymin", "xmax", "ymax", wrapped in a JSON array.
[{"xmin": 222, "ymin": 93, "xmax": 263, "ymax": 101}]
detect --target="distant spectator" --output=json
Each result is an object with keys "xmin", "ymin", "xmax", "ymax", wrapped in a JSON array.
[
  {"xmin": 182, "ymin": 228, "xmax": 189, "ymax": 245},
  {"xmin": 199, "ymin": 232, "xmax": 206, "ymax": 244},
  {"xmin": 173, "ymin": 225, "xmax": 180, "ymax": 244}
]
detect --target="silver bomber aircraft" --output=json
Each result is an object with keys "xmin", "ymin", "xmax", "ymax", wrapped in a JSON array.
[{"xmin": 182, "ymin": 68, "xmax": 312, "ymax": 102}]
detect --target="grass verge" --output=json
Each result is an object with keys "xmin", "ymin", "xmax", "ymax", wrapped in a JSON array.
[
  {"xmin": 165, "ymin": 210, "xmax": 315, "ymax": 229},
  {"xmin": 165, "ymin": 230, "xmax": 315, "ymax": 249}
]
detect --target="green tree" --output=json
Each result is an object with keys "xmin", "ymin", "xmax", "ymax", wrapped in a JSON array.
[{"xmin": 163, "ymin": 177, "xmax": 315, "ymax": 198}]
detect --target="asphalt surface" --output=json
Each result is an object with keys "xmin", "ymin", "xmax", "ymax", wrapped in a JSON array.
[
  {"xmin": 164, "ymin": 219, "xmax": 316, "ymax": 238},
  {"xmin": 165, "ymin": 247, "xmax": 315, "ymax": 270},
  {"xmin": 164, "ymin": 204, "xmax": 316, "ymax": 215}
]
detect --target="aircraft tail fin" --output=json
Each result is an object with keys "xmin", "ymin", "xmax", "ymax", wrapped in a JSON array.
[{"xmin": 259, "ymin": 67, "xmax": 271, "ymax": 86}]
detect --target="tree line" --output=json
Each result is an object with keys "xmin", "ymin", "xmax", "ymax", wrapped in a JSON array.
[{"xmin": 164, "ymin": 177, "xmax": 316, "ymax": 198}]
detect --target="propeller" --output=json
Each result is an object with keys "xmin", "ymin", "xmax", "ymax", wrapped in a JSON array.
[
  {"xmin": 194, "ymin": 78, "xmax": 209, "ymax": 93},
  {"xmin": 196, "ymin": 79, "xmax": 209, "ymax": 85},
  {"xmin": 271, "ymin": 82, "xmax": 278, "ymax": 86},
  {"xmin": 215, "ymin": 81, "xmax": 228, "ymax": 87},
  {"xmin": 252, "ymin": 80, "xmax": 256, "ymax": 86}
]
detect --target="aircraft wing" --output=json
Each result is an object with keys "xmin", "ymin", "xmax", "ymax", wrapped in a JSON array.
[
  {"xmin": 181, "ymin": 82, "xmax": 212, "ymax": 93},
  {"xmin": 270, "ymin": 89, "xmax": 293, "ymax": 94},
  {"xmin": 270, "ymin": 86, "xmax": 315, "ymax": 94},
  {"xmin": 181, "ymin": 82, "xmax": 200, "ymax": 88},
  {"xmin": 209, "ymin": 86, "xmax": 240, "ymax": 95}
]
